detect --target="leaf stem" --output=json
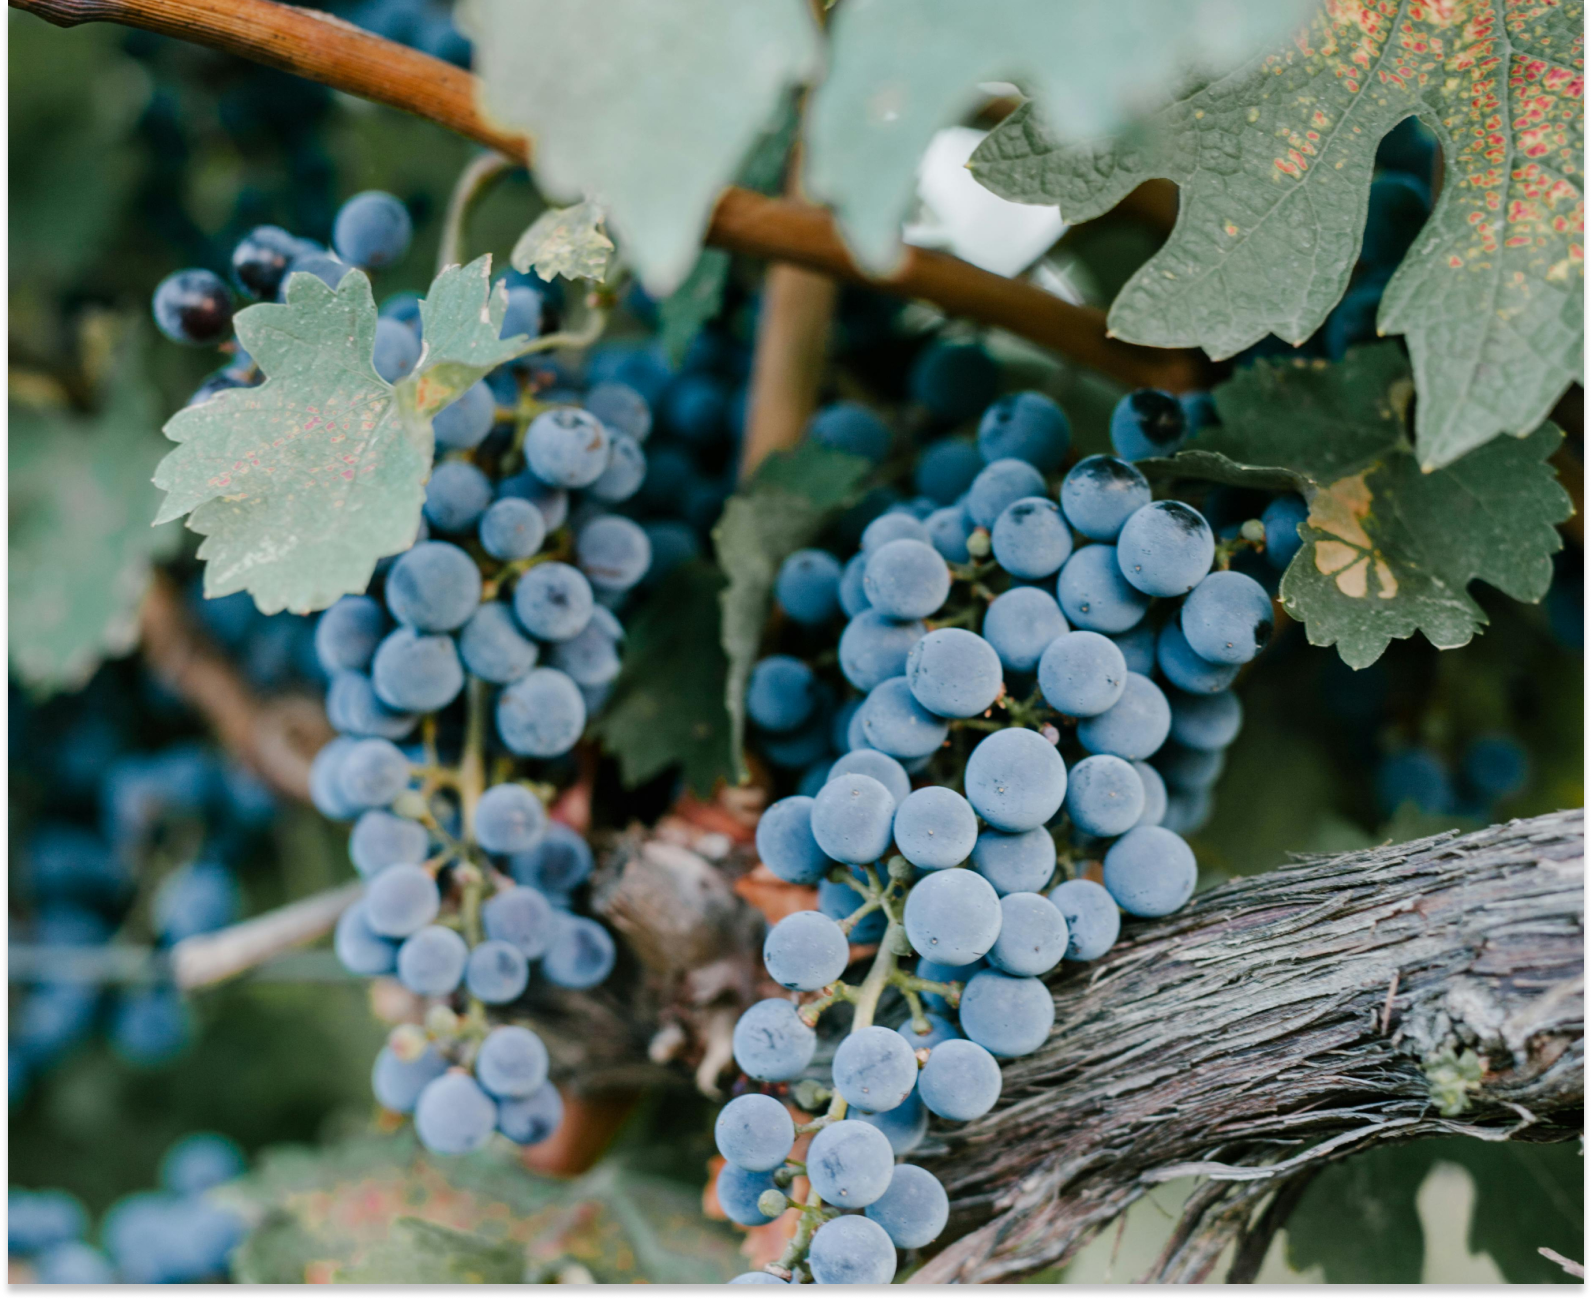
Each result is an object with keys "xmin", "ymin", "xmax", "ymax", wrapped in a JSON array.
[{"xmin": 437, "ymin": 150, "xmax": 516, "ymax": 274}]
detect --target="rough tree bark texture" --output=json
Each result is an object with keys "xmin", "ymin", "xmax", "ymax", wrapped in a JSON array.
[{"xmin": 912, "ymin": 810, "xmax": 1584, "ymax": 1284}]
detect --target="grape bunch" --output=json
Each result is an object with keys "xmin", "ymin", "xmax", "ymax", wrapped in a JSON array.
[
  {"xmin": 9, "ymin": 1132, "xmax": 246, "ymax": 1283},
  {"xmin": 716, "ymin": 384, "xmax": 1287, "ymax": 1283}
]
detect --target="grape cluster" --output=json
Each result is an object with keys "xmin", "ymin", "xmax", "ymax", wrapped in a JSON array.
[
  {"xmin": 9, "ymin": 1133, "xmax": 246, "ymax": 1283},
  {"xmin": 718, "ymin": 384, "xmax": 1291, "ymax": 1283}
]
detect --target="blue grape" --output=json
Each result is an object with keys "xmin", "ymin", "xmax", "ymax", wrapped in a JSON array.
[
  {"xmin": 865, "ymin": 1164, "xmax": 949, "ymax": 1250},
  {"xmin": 896, "ymin": 1012, "xmax": 959, "ymax": 1052},
  {"xmin": 386, "ymin": 541, "xmax": 481, "ymax": 632},
  {"xmin": 755, "ymin": 796, "xmax": 832, "ymax": 885},
  {"xmin": 380, "ymin": 290, "xmax": 423, "ymax": 330},
  {"xmin": 716, "ymin": 1164, "xmax": 779, "ymax": 1226},
  {"xmin": 838, "ymin": 552, "xmax": 873, "ymax": 617},
  {"xmin": 906, "ymin": 627, "xmax": 1006, "ymax": 719},
  {"xmin": 499, "ymin": 284, "xmax": 545, "ymax": 339},
  {"xmin": 397, "ymin": 925, "xmax": 468, "ymax": 995},
  {"xmin": 478, "ymin": 499, "xmax": 547, "ymax": 563},
  {"xmin": 729, "ymin": 1272, "xmax": 791, "ymax": 1285},
  {"xmin": 991, "ymin": 497, "xmax": 1073, "ymax": 580},
  {"xmin": 287, "ymin": 250, "xmax": 352, "ymax": 291},
  {"xmin": 315, "ymin": 594, "xmax": 386, "ymax": 674},
  {"xmin": 1168, "ymin": 689, "xmax": 1242, "ymax": 750},
  {"xmin": 152, "ymin": 862, "xmax": 239, "ymax": 943},
  {"xmin": 577, "ymin": 515, "xmax": 651, "ymax": 591},
  {"xmin": 1109, "ymin": 388, "xmax": 1187, "ymax": 461},
  {"xmin": 542, "ymin": 914, "xmax": 615, "ymax": 989},
  {"xmin": 372, "ymin": 1043, "xmax": 448, "ymax": 1112},
  {"xmin": 496, "ymin": 667, "xmax": 586, "ymax": 757},
  {"xmin": 336, "ymin": 737, "xmax": 411, "ymax": 809},
  {"xmin": 828, "ymin": 749, "xmax": 911, "ymax": 809},
  {"xmin": 987, "ymin": 892, "xmax": 1068, "ymax": 976},
  {"xmin": 863, "ymin": 539, "xmax": 951, "ymax": 620},
  {"xmin": 333, "ymin": 190, "xmax": 411, "ymax": 267},
  {"xmin": 964, "ymin": 728, "xmax": 1067, "ymax": 832},
  {"xmin": 12, "ymin": 983, "xmax": 97, "ymax": 1067},
  {"xmin": 1065, "ymin": 754, "xmax": 1146, "ymax": 837},
  {"xmin": 7, "ymin": 1190, "xmax": 87, "ymax": 1254},
  {"xmin": 34, "ymin": 1242, "xmax": 116, "ymax": 1284},
  {"xmin": 1157, "ymin": 743, "xmax": 1225, "ymax": 792},
  {"xmin": 1182, "ymin": 570, "xmax": 1273, "ymax": 664},
  {"xmin": 464, "ymin": 935, "xmax": 531, "ymax": 1005},
  {"xmin": 1076, "ymin": 672, "xmax": 1171, "ymax": 760},
  {"xmin": 334, "ymin": 901, "xmax": 397, "ymax": 974},
  {"xmin": 475, "ymin": 1025, "xmax": 549, "ymax": 1098},
  {"xmin": 908, "ymin": 340, "xmax": 997, "ymax": 423},
  {"xmin": 1162, "ymin": 789, "xmax": 1214, "ymax": 835},
  {"xmin": 861, "ymin": 512, "xmax": 932, "ymax": 554},
  {"xmin": 1156, "ymin": 621, "xmax": 1240, "ymax": 694},
  {"xmin": 474, "ymin": 783, "xmax": 547, "ymax": 854},
  {"xmin": 109, "ymin": 987, "xmax": 193, "ymax": 1066},
  {"xmin": 892, "ymin": 786, "xmax": 978, "ymax": 869},
  {"xmin": 1048, "ymin": 877, "xmax": 1122, "ymax": 961},
  {"xmin": 1376, "ymin": 748, "xmax": 1455, "ymax": 816},
  {"xmin": 414, "ymin": 1072, "xmax": 497, "ymax": 1154},
  {"xmin": 230, "ymin": 224, "xmax": 298, "ymax": 299},
  {"xmin": 1037, "ymin": 630, "xmax": 1128, "ymax": 718},
  {"xmin": 497, "ymin": 469, "xmax": 568, "ymax": 531},
  {"xmin": 859, "ymin": 677, "xmax": 949, "ymax": 760},
  {"xmin": 432, "ymin": 380, "xmax": 496, "ymax": 451},
  {"xmin": 733, "ymin": 998, "xmax": 817, "ymax": 1082},
  {"xmin": 589, "ymin": 434, "xmax": 647, "ymax": 504},
  {"xmin": 856, "ymin": 1089, "xmax": 929, "ymax": 1155},
  {"xmin": 424, "ymin": 461, "xmax": 493, "ymax": 533},
  {"xmin": 917, "ymin": 1038, "xmax": 1001, "ymax": 1120},
  {"xmin": 373, "ymin": 316, "xmax": 421, "ymax": 383},
  {"xmin": 809, "ymin": 401, "xmax": 891, "ymax": 462},
  {"xmin": 970, "ymin": 827, "xmax": 1055, "ymax": 896},
  {"xmin": 526, "ymin": 408, "xmax": 611, "ymax": 488},
  {"xmin": 481, "ymin": 885, "xmax": 556, "ymax": 959},
  {"xmin": 327, "ymin": 670, "xmax": 418, "ymax": 739},
  {"xmin": 458, "ymin": 603, "xmax": 539, "ymax": 684},
  {"xmin": 915, "ymin": 439, "xmax": 983, "ymax": 504},
  {"xmin": 586, "ymin": 381, "xmax": 651, "ymax": 440},
  {"xmin": 977, "ymin": 391, "xmax": 1069, "ymax": 472},
  {"xmin": 1060, "ymin": 455, "xmax": 1152, "ymax": 541},
  {"xmin": 1182, "ymin": 390, "xmax": 1217, "ymax": 434},
  {"xmin": 764, "ymin": 910, "xmax": 849, "ymax": 991},
  {"xmin": 715, "ymin": 1093, "xmax": 796, "ymax": 1172},
  {"xmin": 152, "ymin": 269, "xmax": 233, "ymax": 346},
  {"xmin": 811, "ymin": 773, "xmax": 896, "ymax": 864},
  {"xmin": 924, "ymin": 505, "xmax": 972, "ymax": 562},
  {"xmin": 838, "ymin": 610, "xmax": 925, "ymax": 692},
  {"xmin": 798, "ymin": 761, "xmax": 833, "ymax": 797},
  {"xmin": 1133, "ymin": 761, "xmax": 1168, "ymax": 827},
  {"xmin": 903, "ymin": 867, "xmax": 1001, "ymax": 965},
  {"xmin": 1117, "ymin": 501, "xmax": 1214, "ymax": 597},
  {"xmin": 513, "ymin": 563, "xmax": 594, "ymax": 642},
  {"xmin": 1118, "ymin": 620, "xmax": 1166, "ymax": 676},
  {"xmin": 509, "ymin": 823, "xmax": 592, "ymax": 898},
  {"xmin": 1262, "ymin": 494, "xmax": 1308, "ymax": 570},
  {"xmin": 1462, "ymin": 735, "xmax": 1529, "ymax": 803},
  {"xmin": 806, "ymin": 1118, "xmax": 895, "ymax": 1208},
  {"xmin": 958, "ymin": 968, "xmax": 1055, "ymax": 1057},
  {"xmin": 746, "ymin": 655, "xmax": 818, "ymax": 734},
  {"xmin": 1056, "ymin": 545, "xmax": 1151, "ymax": 633},
  {"xmin": 1102, "ymin": 825, "xmax": 1197, "ymax": 917},
  {"xmin": 498, "ymin": 1079, "xmax": 564, "ymax": 1145},
  {"xmin": 775, "ymin": 549, "xmax": 843, "ymax": 625},
  {"xmin": 965, "ymin": 458, "xmax": 1046, "ymax": 531},
  {"xmin": 981, "ymin": 586, "xmax": 1068, "ymax": 675},
  {"xmin": 663, "ymin": 372, "xmax": 728, "ymax": 443},
  {"xmin": 819, "ymin": 877, "xmax": 887, "ymax": 943},
  {"xmin": 350, "ymin": 810, "xmax": 428, "ymax": 877},
  {"xmin": 641, "ymin": 520, "xmax": 700, "ymax": 585},
  {"xmin": 832, "ymin": 1025, "xmax": 918, "ymax": 1112},
  {"xmin": 548, "ymin": 615, "xmax": 622, "ymax": 687},
  {"xmin": 808, "ymin": 1214, "xmax": 897, "ymax": 1286}
]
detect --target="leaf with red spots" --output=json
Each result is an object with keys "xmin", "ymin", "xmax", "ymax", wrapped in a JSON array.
[
  {"xmin": 152, "ymin": 256, "xmax": 525, "ymax": 615},
  {"xmin": 971, "ymin": 0, "xmax": 1583, "ymax": 470}
]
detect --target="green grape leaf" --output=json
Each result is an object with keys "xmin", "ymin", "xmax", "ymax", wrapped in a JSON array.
[
  {"xmin": 1444, "ymin": 1139, "xmax": 1583, "ymax": 1283},
  {"xmin": 592, "ymin": 560, "xmax": 736, "ymax": 796},
  {"xmin": 152, "ymin": 257, "xmax": 525, "ymax": 615},
  {"xmin": 657, "ymin": 249, "xmax": 732, "ymax": 368},
  {"xmin": 714, "ymin": 443, "xmax": 872, "ymax": 780},
  {"xmin": 971, "ymin": 0, "xmax": 1585, "ymax": 469},
  {"xmin": 805, "ymin": 0, "xmax": 1308, "ymax": 274},
  {"xmin": 9, "ymin": 333, "xmax": 181, "ymax": 693},
  {"xmin": 463, "ymin": 0, "xmax": 822, "ymax": 296},
  {"xmin": 510, "ymin": 199, "xmax": 614, "ymax": 283},
  {"xmin": 1153, "ymin": 343, "xmax": 1572, "ymax": 668}
]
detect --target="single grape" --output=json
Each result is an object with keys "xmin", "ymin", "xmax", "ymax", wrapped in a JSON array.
[
  {"xmin": 977, "ymin": 391, "xmax": 1069, "ymax": 472},
  {"xmin": 754, "ymin": 796, "xmax": 832, "ymax": 885},
  {"xmin": 917, "ymin": 1038, "xmax": 1002, "ymax": 1120},
  {"xmin": 969, "ymin": 827, "xmax": 1055, "ymax": 897},
  {"xmin": 715, "ymin": 1093, "xmax": 796, "ymax": 1172},
  {"xmin": 548, "ymin": 615, "xmax": 622, "ymax": 687},
  {"xmin": 327, "ymin": 670, "xmax": 418, "ymax": 740},
  {"xmin": 457, "ymin": 603, "xmax": 539, "ymax": 685},
  {"xmin": 1182, "ymin": 570, "xmax": 1273, "ymax": 664},
  {"xmin": 1262, "ymin": 494, "xmax": 1308, "ymax": 570},
  {"xmin": 987, "ymin": 892, "xmax": 1069, "ymax": 976},
  {"xmin": 909, "ymin": 340, "xmax": 997, "ymax": 423},
  {"xmin": 811, "ymin": 773, "xmax": 898, "ymax": 865},
  {"xmin": 729, "ymin": 1273, "xmax": 790, "ymax": 1285},
  {"xmin": 1076, "ymin": 672, "xmax": 1171, "ymax": 761},
  {"xmin": 1168, "ymin": 689, "xmax": 1243, "ymax": 751},
  {"xmin": 152, "ymin": 862, "xmax": 239, "ymax": 943},
  {"xmin": 230, "ymin": 224, "xmax": 298, "ymax": 299},
  {"xmin": 7, "ymin": 1190, "xmax": 87, "ymax": 1256},
  {"xmin": 496, "ymin": 668, "xmax": 587, "ymax": 758},
  {"xmin": 861, "ymin": 512, "xmax": 932, "ymax": 554},
  {"xmin": 34, "ymin": 1243, "xmax": 116, "ymax": 1284},
  {"xmin": 585, "ymin": 381, "xmax": 651, "ymax": 441},
  {"xmin": 1133, "ymin": 761, "xmax": 1168, "ymax": 827},
  {"xmin": 916, "ymin": 439, "xmax": 984, "ymax": 504},
  {"xmin": 859, "ymin": 677, "xmax": 950, "ymax": 760},
  {"xmin": 349, "ymin": 810, "xmax": 428, "ymax": 878},
  {"xmin": 541, "ymin": 914, "xmax": 615, "ymax": 989},
  {"xmin": 577, "ymin": 514, "xmax": 651, "ymax": 591},
  {"xmin": 464, "ymin": 939, "xmax": 531, "ymax": 1004},
  {"xmin": 746, "ymin": 655, "xmax": 819, "ymax": 734},
  {"xmin": 981, "ymin": 586, "xmax": 1068, "ymax": 676},
  {"xmin": 497, "ymin": 469, "xmax": 569, "ymax": 531},
  {"xmin": 513, "ymin": 563, "xmax": 594, "ymax": 642},
  {"xmin": 862, "ymin": 539, "xmax": 951, "ymax": 620},
  {"xmin": 481, "ymin": 885, "xmax": 557, "ymax": 959},
  {"xmin": 1060, "ymin": 455, "xmax": 1152, "ymax": 541},
  {"xmin": 665, "ymin": 372, "xmax": 729, "ymax": 443},
  {"xmin": 964, "ymin": 728, "xmax": 1067, "ymax": 832},
  {"xmin": 903, "ymin": 867, "xmax": 1002, "ymax": 965},
  {"xmin": 805, "ymin": 1118, "xmax": 895, "ymax": 1208},
  {"xmin": 315, "ymin": 594, "xmax": 387, "ymax": 675},
  {"xmin": 152, "ymin": 269, "xmax": 233, "ymax": 346},
  {"xmin": 336, "ymin": 737, "xmax": 411, "ymax": 809},
  {"xmin": 474, "ymin": 783, "xmax": 547, "ymax": 855},
  {"xmin": 1157, "ymin": 743, "xmax": 1226, "ymax": 792},
  {"xmin": 364, "ymin": 864, "xmax": 440, "ymax": 938},
  {"xmin": 763, "ymin": 910, "xmax": 849, "ymax": 991},
  {"xmin": 1048, "ymin": 878, "xmax": 1121, "ymax": 961},
  {"xmin": 433, "ymin": 380, "xmax": 497, "ymax": 451},
  {"xmin": 1109, "ymin": 388, "xmax": 1187, "ymax": 461},
  {"xmin": 808, "ymin": 1213, "xmax": 897, "ymax": 1286},
  {"xmin": 386, "ymin": 541, "xmax": 481, "ymax": 632},
  {"xmin": 1375, "ymin": 748, "xmax": 1455, "ymax": 816},
  {"xmin": 827, "ymin": 750, "xmax": 911, "ymax": 809},
  {"xmin": 856, "ymin": 1089, "xmax": 929, "ymax": 1155},
  {"xmin": 991, "ymin": 497, "xmax": 1073, "ymax": 580},
  {"xmin": 924, "ymin": 505, "xmax": 972, "ymax": 562},
  {"xmin": 958, "ymin": 969, "xmax": 1055, "ymax": 1057},
  {"xmin": 1064, "ymin": 754, "xmax": 1146, "ymax": 837},
  {"xmin": 1461, "ymin": 734, "xmax": 1530, "ymax": 803},
  {"xmin": 819, "ymin": 877, "xmax": 887, "ymax": 943},
  {"xmin": 1162, "ymin": 788, "xmax": 1214, "ymax": 835},
  {"xmin": 832, "ymin": 1025, "xmax": 920, "ymax": 1112},
  {"xmin": 733, "ymin": 998, "xmax": 817, "ymax": 1082},
  {"xmin": 1102, "ymin": 826, "xmax": 1198, "ymax": 917},
  {"xmin": 1037, "ymin": 630, "xmax": 1128, "ymax": 718},
  {"xmin": 498, "ymin": 1079, "xmax": 564, "ymax": 1145},
  {"xmin": 838, "ymin": 610, "xmax": 926, "ymax": 693},
  {"xmin": 414, "ymin": 1072, "xmax": 497, "ymax": 1155},
  {"xmin": 373, "ymin": 316, "xmax": 421, "ymax": 383},
  {"xmin": 892, "ymin": 786, "xmax": 978, "ymax": 869},
  {"xmin": 526, "ymin": 408, "xmax": 611, "ymax": 488},
  {"xmin": 474, "ymin": 1024, "xmax": 549, "ymax": 1098},
  {"xmin": 333, "ymin": 190, "xmax": 412, "ymax": 268},
  {"xmin": 1156, "ymin": 620, "xmax": 1240, "ymax": 694},
  {"xmin": 287, "ymin": 250, "xmax": 352, "ymax": 291},
  {"xmin": 396, "ymin": 925, "xmax": 469, "ymax": 996},
  {"xmin": 903, "ymin": 628, "xmax": 1002, "ymax": 721},
  {"xmin": 1056, "ymin": 545, "xmax": 1152, "ymax": 634},
  {"xmin": 1110, "ymin": 622, "xmax": 1157, "ymax": 676},
  {"xmin": 1116, "ymin": 501, "xmax": 1214, "ymax": 597},
  {"xmin": 808, "ymin": 401, "xmax": 891, "ymax": 462},
  {"xmin": 500, "ymin": 283, "xmax": 545, "ymax": 339},
  {"xmin": 775, "ymin": 549, "xmax": 843, "ymax": 625},
  {"xmin": 334, "ymin": 901, "xmax": 397, "ymax": 975},
  {"xmin": 717, "ymin": 1164, "xmax": 780, "ymax": 1227},
  {"xmin": 509, "ymin": 824, "xmax": 593, "ymax": 898},
  {"xmin": 588, "ymin": 432, "xmax": 647, "ymax": 503},
  {"xmin": 865, "ymin": 1164, "xmax": 949, "ymax": 1250},
  {"xmin": 965, "ymin": 458, "xmax": 1046, "ymax": 531},
  {"xmin": 424, "ymin": 461, "xmax": 493, "ymax": 534}
]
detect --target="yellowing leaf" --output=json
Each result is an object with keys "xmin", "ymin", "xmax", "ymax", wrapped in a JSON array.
[{"xmin": 510, "ymin": 200, "xmax": 614, "ymax": 283}]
